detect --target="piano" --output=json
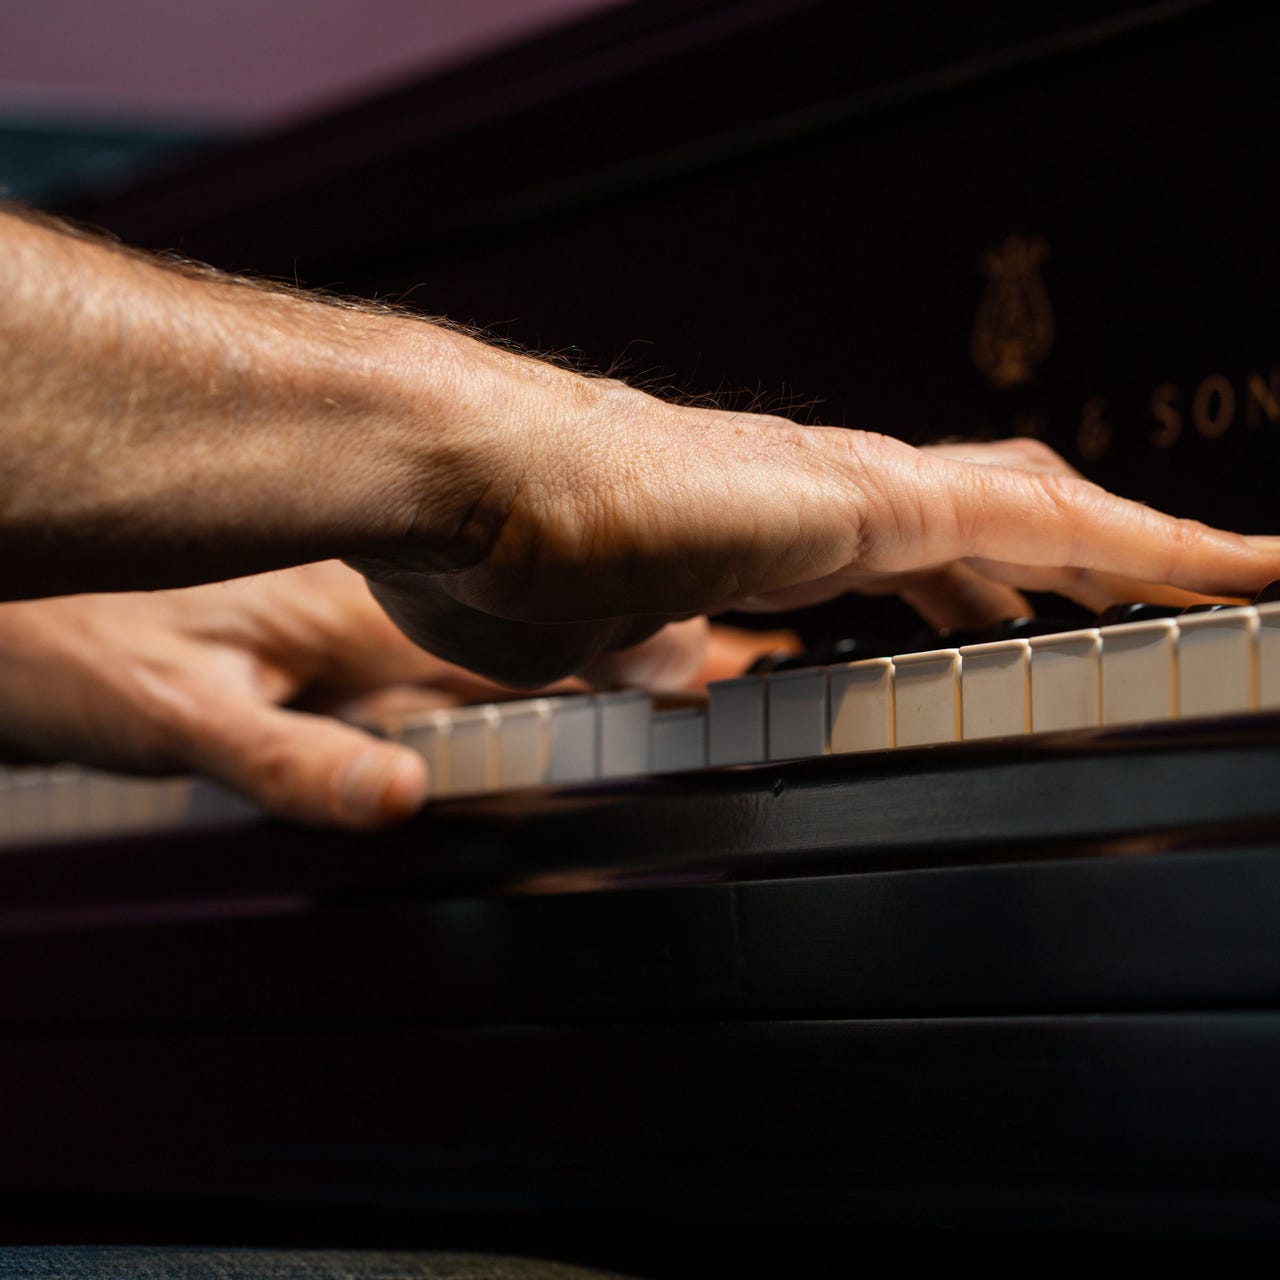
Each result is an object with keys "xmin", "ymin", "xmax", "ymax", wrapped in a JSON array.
[{"xmin": 7, "ymin": 0, "xmax": 1280, "ymax": 1264}]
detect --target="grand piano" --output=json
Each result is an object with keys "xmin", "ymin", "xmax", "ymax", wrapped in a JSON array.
[{"xmin": 5, "ymin": 0, "xmax": 1280, "ymax": 1265}]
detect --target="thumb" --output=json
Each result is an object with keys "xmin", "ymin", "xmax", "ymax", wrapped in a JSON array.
[{"xmin": 175, "ymin": 690, "xmax": 430, "ymax": 828}]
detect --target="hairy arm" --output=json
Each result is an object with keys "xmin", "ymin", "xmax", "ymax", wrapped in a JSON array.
[{"xmin": 0, "ymin": 205, "xmax": 513, "ymax": 597}]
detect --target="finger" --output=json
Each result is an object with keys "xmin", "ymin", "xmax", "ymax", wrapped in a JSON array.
[
  {"xmin": 869, "ymin": 450, "xmax": 1280, "ymax": 598},
  {"xmin": 965, "ymin": 560, "xmax": 1241, "ymax": 614},
  {"xmin": 894, "ymin": 563, "xmax": 1031, "ymax": 631},
  {"xmin": 922, "ymin": 437, "xmax": 1084, "ymax": 478},
  {"xmin": 696, "ymin": 625, "xmax": 802, "ymax": 683},
  {"xmin": 580, "ymin": 616, "xmax": 709, "ymax": 691},
  {"xmin": 174, "ymin": 689, "xmax": 429, "ymax": 828},
  {"xmin": 312, "ymin": 684, "xmax": 464, "ymax": 729},
  {"xmin": 734, "ymin": 558, "xmax": 1028, "ymax": 625}
]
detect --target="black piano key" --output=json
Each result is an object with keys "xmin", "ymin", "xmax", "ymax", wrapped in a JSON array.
[
  {"xmin": 1096, "ymin": 602, "xmax": 1184, "ymax": 626},
  {"xmin": 979, "ymin": 616, "xmax": 1078, "ymax": 642},
  {"xmin": 745, "ymin": 650, "xmax": 799, "ymax": 675},
  {"xmin": 905, "ymin": 618, "xmax": 1073, "ymax": 653},
  {"xmin": 1254, "ymin": 581, "xmax": 1280, "ymax": 604},
  {"xmin": 1180, "ymin": 603, "xmax": 1232, "ymax": 615},
  {"xmin": 750, "ymin": 635, "xmax": 898, "ymax": 674},
  {"xmin": 902, "ymin": 628, "xmax": 971, "ymax": 654}
]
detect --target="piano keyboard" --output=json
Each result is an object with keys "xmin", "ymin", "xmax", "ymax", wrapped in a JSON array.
[{"xmin": 2, "ymin": 603, "xmax": 1279, "ymax": 846}]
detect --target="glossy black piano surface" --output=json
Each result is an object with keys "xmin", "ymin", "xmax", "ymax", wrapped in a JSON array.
[
  {"xmin": 17, "ymin": 0, "xmax": 1280, "ymax": 1262},
  {"xmin": 5, "ymin": 721, "xmax": 1280, "ymax": 1254}
]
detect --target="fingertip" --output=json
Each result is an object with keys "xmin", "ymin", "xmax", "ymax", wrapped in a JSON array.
[
  {"xmin": 382, "ymin": 748, "xmax": 432, "ymax": 820},
  {"xmin": 334, "ymin": 745, "xmax": 430, "ymax": 827}
]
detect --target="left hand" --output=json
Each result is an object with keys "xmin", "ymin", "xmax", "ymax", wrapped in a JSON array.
[{"xmin": 0, "ymin": 561, "xmax": 790, "ymax": 828}]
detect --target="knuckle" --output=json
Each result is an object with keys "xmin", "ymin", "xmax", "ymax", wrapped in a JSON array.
[{"xmin": 1006, "ymin": 436, "xmax": 1066, "ymax": 470}]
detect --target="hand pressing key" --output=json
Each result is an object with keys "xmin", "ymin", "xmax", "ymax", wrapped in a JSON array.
[{"xmin": 2, "ymin": 205, "xmax": 1277, "ymax": 822}]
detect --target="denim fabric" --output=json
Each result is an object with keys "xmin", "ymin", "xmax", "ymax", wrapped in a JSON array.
[{"xmin": 0, "ymin": 1250, "xmax": 638, "ymax": 1280}]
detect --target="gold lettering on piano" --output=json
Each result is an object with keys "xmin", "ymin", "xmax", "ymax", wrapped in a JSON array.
[
  {"xmin": 1150, "ymin": 383, "xmax": 1182, "ymax": 448},
  {"xmin": 1078, "ymin": 396, "xmax": 1111, "ymax": 461},
  {"xmin": 991, "ymin": 361, "xmax": 1277, "ymax": 462},
  {"xmin": 1144, "ymin": 366, "xmax": 1278, "ymax": 450},
  {"xmin": 973, "ymin": 236, "xmax": 1054, "ymax": 389},
  {"xmin": 1192, "ymin": 373, "xmax": 1235, "ymax": 439},
  {"xmin": 1246, "ymin": 368, "xmax": 1280, "ymax": 427}
]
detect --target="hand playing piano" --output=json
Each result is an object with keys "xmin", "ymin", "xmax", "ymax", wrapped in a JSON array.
[
  {"xmin": 352, "ymin": 335, "xmax": 1280, "ymax": 686},
  {"xmin": 5, "ymin": 206, "xmax": 1280, "ymax": 814},
  {"xmin": 0, "ymin": 562, "xmax": 793, "ymax": 827}
]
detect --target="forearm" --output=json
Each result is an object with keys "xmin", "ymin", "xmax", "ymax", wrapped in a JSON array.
[{"xmin": 0, "ymin": 207, "xmax": 507, "ymax": 598}]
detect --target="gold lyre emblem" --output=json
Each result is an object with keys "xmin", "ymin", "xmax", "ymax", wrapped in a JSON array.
[{"xmin": 972, "ymin": 235, "xmax": 1054, "ymax": 388}]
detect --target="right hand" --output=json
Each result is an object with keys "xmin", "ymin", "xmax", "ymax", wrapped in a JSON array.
[{"xmin": 354, "ymin": 332, "xmax": 1280, "ymax": 686}]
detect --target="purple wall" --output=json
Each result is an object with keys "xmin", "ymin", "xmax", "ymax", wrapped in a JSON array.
[{"xmin": 0, "ymin": 0, "xmax": 622, "ymax": 125}]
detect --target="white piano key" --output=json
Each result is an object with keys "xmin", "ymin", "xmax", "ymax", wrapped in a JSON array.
[
  {"xmin": 1256, "ymin": 603, "xmax": 1280, "ymax": 710},
  {"xmin": 766, "ymin": 668, "xmax": 828, "ymax": 760},
  {"xmin": 39, "ymin": 764, "xmax": 86, "ymax": 840},
  {"xmin": 706, "ymin": 676, "xmax": 767, "ymax": 766},
  {"xmin": 547, "ymin": 697, "xmax": 598, "ymax": 783},
  {"xmin": 649, "ymin": 706, "xmax": 707, "ymax": 773},
  {"xmin": 0, "ymin": 770, "xmax": 13, "ymax": 844},
  {"xmin": 495, "ymin": 699, "xmax": 552, "ymax": 790},
  {"xmin": 116, "ymin": 775, "xmax": 177, "ymax": 835},
  {"xmin": 595, "ymin": 691, "xmax": 652, "ymax": 778},
  {"xmin": 893, "ymin": 649, "xmax": 961, "ymax": 746},
  {"xmin": 1100, "ymin": 618, "xmax": 1178, "ymax": 725},
  {"xmin": 7, "ymin": 769, "xmax": 56, "ymax": 845},
  {"xmin": 186, "ymin": 777, "xmax": 260, "ymax": 826},
  {"xmin": 447, "ymin": 704, "xmax": 500, "ymax": 795},
  {"xmin": 1176, "ymin": 606, "xmax": 1257, "ymax": 718},
  {"xmin": 1029, "ymin": 628, "xmax": 1101, "ymax": 732},
  {"xmin": 398, "ymin": 709, "xmax": 453, "ymax": 797},
  {"xmin": 959, "ymin": 639, "xmax": 1030, "ymax": 740},
  {"xmin": 154, "ymin": 777, "xmax": 197, "ymax": 828},
  {"xmin": 829, "ymin": 658, "xmax": 894, "ymax": 753},
  {"xmin": 82, "ymin": 769, "xmax": 125, "ymax": 836}
]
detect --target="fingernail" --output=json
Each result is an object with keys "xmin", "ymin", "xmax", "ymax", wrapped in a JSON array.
[{"xmin": 336, "ymin": 748, "xmax": 429, "ymax": 823}]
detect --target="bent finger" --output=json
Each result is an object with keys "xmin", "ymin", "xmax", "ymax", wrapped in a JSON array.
[
  {"xmin": 965, "ymin": 559, "xmax": 1241, "ymax": 614},
  {"xmin": 895, "ymin": 563, "xmax": 1031, "ymax": 631},
  {"xmin": 175, "ymin": 689, "xmax": 429, "ymax": 828}
]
